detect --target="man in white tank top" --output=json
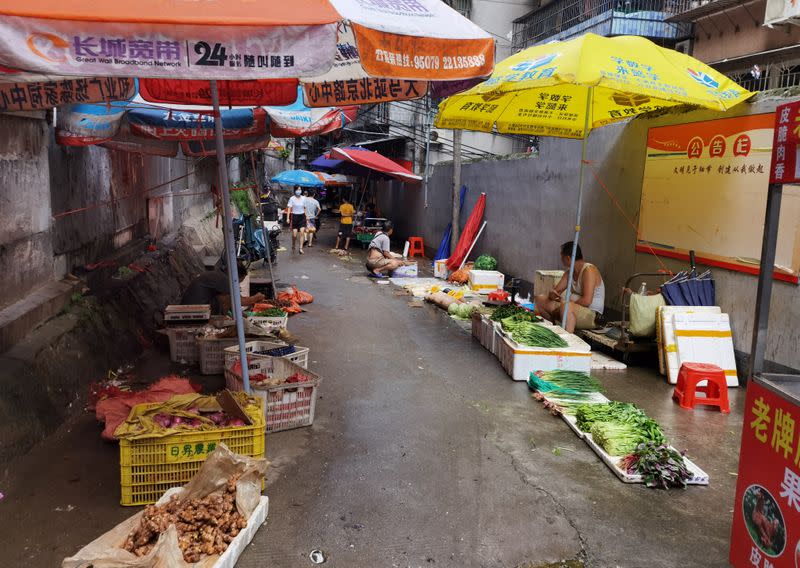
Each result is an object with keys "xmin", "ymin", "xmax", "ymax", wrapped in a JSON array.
[{"xmin": 534, "ymin": 241, "xmax": 605, "ymax": 333}]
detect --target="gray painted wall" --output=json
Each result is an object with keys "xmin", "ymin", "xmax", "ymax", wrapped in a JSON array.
[{"xmin": 379, "ymin": 95, "xmax": 800, "ymax": 372}]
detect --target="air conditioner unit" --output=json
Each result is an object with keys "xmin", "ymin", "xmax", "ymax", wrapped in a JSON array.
[{"xmin": 674, "ymin": 39, "xmax": 692, "ymax": 55}]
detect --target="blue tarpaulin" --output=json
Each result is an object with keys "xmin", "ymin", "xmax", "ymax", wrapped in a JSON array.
[{"xmin": 434, "ymin": 185, "xmax": 467, "ymax": 261}]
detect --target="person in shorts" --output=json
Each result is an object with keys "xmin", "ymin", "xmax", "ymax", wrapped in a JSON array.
[
  {"xmin": 335, "ymin": 196, "xmax": 355, "ymax": 250},
  {"xmin": 365, "ymin": 221, "xmax": 409, "ymax": 277},
  {"xmin": 534, "ymin": 241, "xmax": 605, "ymax": 333},
  {"xmin": 285, "ymin": 187, "xmax": 307, "ymax": 254},
  {"xmin": 303, "ymin": 190, "xmax": 321, "ymax": 248}
]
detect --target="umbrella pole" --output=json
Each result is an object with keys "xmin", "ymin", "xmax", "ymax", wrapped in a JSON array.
[
  {"xmin": 561, "ymin": 87, "xmax": 593, "ymax": 330},
  {"xmin": 210, "ymin": 79, "xmax": 251, "ymax": 394}
]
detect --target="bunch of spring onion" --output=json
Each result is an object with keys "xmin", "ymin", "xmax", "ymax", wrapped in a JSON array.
[
  {"xmin": 511, "ymin": 322, "xmax": 568, "ymax": 348},
  {"xmin": 528, "ymin": 370, "xmax": 603, "ymax": 396}
]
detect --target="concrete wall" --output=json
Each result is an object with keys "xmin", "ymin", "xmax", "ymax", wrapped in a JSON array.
[
  {"xmin": 0, "ymin": 113, "xmax": 216, "ymax": 310},
  {"xmin": 0, "ymin": 114, "xmax": 54, "ymax": 308},
  {"xmin": 379, "ymin": 94, "xmax": 800, "ymax": 372}
]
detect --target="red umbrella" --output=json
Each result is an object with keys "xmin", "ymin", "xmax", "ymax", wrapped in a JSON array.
[
  {"xmin": 329, "ymin": 147, "xmax": 421, "ymax": 183},
  {"xmin": 446, "ymin": 193, "xmax": 486, "ymax": 271}
]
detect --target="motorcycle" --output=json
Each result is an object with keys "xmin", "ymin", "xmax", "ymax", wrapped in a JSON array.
[{"xmin": 233, "ymin": 214, "xmax": 280, "ymax": 268}]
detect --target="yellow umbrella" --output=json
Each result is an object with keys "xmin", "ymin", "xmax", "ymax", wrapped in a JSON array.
[{"xmin": 435, "ymin": 33, "xmax": 753, "ymax": 328}]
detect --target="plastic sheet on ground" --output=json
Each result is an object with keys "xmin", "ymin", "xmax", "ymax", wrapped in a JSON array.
[{"xmin": 95, "ymin": 376, "xmax": 200, "ymax": 441}]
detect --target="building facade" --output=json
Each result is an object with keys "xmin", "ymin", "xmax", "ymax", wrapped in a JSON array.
[{"xmin": 665, "ymin": 0, "xmax": 800, "ymax": 91}]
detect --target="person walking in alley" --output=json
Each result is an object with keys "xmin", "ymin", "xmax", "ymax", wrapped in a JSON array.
[
  {"xmin": 286, "ymin": 186, "xmax": 308, "ymax": 254},
  {"xmin": 534, "ymin": 241, "xmax": 605, "ymax": 333},
  {"xmin": 303, "ymin": 190, "xmax": 321, "ymax": 248},
  {"xmin": 335, "ymin": 196, "xmax": 355, "ymax": 251}
]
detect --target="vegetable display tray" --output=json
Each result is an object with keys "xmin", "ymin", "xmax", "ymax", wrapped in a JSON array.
[
  {"xmin": 224, "ymin": 340, "xmax": 310, "ymax": 373},
  {"xmin": 226, "ymin": 355, "xmax": 321, "ymax": 433},
  {"xmin": 118, "ymin": 399, "xmax": 265, "ymax": 506}
]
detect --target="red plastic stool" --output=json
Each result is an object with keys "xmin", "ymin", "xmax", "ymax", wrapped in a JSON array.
[
  {"xmin": 672, "ymin": 362, "xmax": 730, "ymax": 413},
  {"xmin": 407, "ymin": 237, "xmax": 425, "ymax": 258}
]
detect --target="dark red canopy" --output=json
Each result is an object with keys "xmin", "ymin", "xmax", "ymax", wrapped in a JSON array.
[{"xmin": 329, "ymin": 147, "xmax": 421, "ymax": 183}]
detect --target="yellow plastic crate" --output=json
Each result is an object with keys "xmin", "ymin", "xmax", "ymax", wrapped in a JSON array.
[{"xmin": 119, "ymin": 399, "xmax": 266, "ymax": 506}]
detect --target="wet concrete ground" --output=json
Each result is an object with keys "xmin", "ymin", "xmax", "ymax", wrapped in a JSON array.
[{"xmin": 0, "ymin": 228, "xmax": 746, "ymax": 567}]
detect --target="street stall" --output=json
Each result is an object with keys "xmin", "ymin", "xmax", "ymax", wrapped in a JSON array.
[
  {"xmin": 436, "ymin": 32, "xmax": 753, "ymax": 329},
  {"xmin": 730, "ymin": 99, "xmax": 800, "ymax": 568}
]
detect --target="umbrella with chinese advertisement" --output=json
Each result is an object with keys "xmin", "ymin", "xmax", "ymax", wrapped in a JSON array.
[
  {"xmin": 265, "ymin": 86, "xmax": 357, "ymax": 138},
  {"xmin": 436, "ymin": 32, "xmax": 752, "ymax": 327},
  {"xmin": 330, "ymin": 146, "xmax": 421, "ymax": 182},
  {"xmin": 0, "ymin": 0, "xmax": 494, "ymax": 395}
]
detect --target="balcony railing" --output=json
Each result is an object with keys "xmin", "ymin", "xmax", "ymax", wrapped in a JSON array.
[
  {"xmin": 443, "ymin": 0, "xmax": 471, "ymax": 19},
  {"xmin": 512, "ymin": 0, "xmax": 693, "ymax": 51},
  {"xmin": 726, "ymin": 66, "xmax": 800, "ymax": 92}
]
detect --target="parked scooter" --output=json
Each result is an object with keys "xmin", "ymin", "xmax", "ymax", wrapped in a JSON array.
[{"xmin": 233, "ymin": 214, "xmax": 278, "ymax": 268}]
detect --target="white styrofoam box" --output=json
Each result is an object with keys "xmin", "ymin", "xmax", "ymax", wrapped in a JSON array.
[
  {"xmin": 434, "ymin": 259, "xmax": 450, "ymax": 279},
  {"xmin": 659, "ymin": 305, "xmax": 721, "ymax": 384},
  {"xmin": 673, "ymin": 312, "xmax": 738, "ymax": 387},
  {"xmin": 534, "ymin": 270, "xmax": 564, "ymax": 297},
  {"xmin": 472, "ymin": 315, "xmax": 496, "ymax": 354},
  {"xmin": 469, "ymin": 270, "xmax": 505, "ymax": 294},
  {"xmin": 391, "ymin": 262, "xmax": 418, "ymax": 278},
  {"xmin": 583, "ymin": 433, "xmax": 709, "ymax": 485},
  {"xmin": 496, "ymin": 331, "xmax": 591, "ymax": 381}
]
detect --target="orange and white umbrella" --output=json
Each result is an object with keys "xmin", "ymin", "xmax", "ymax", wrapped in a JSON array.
[{"xmin": 0, "ymin": 0, "xmax": 493, "ymax": 82}]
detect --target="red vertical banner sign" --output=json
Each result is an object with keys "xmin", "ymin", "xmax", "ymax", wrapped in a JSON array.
[
  {"xmin": 731, "ymin": 381, "xmax": 800, "ymax": 567},
  {"xmin": 770, "ymin": 101, "xmax": 800, "ymax": 184}
]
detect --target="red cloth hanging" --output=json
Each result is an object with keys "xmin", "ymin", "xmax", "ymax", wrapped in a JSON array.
[{"xmin": 446, "ymin": 193, "xmax": 486, "ymax": 271}]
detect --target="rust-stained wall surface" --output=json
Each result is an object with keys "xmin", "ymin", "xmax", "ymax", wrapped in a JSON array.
[{"xmin": 0, "ymin": 113, "xmax": 215, "ymax": 310}]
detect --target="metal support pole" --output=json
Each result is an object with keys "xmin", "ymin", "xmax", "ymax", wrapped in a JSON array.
[
  {"xmin": 747, "ymin": 183, "xmax": 783, "ymax": 380},
  {"xmin": 423, "ymin": 106, "xmax": 434, "ymax": 209},
  {"xmin": 561, "ymin": 87, "xmax": 594, "ymax": 330},
  {"xmin": 452, "ymin": 129, "xmax": 463, "ymax": 251},
  {"xmin": 210, "ymin": 80, "xmax": 251, "ymax": 394}
]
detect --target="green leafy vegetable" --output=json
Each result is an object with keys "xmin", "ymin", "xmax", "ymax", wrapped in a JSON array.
[
  {"xmin": 250, "ymin": 308, "xmax": 286, "ymax": 317},
  {"xmin": 474, "ymin": 254, "xmax": 498, "ymax": 271},
  {"xmin": 575, "ymin": 402, "xmax": 643, "ymax": 432},
  {"xmin": 619, "ymin": 443, "xmax": 691, "ymax": 489},
  {"xmin": 448, "ymin": 303, "xmax": 477, "ymax": 319},
  {"xmin": 490, "ymin": 305, "xmax": 533, "ymax": 322}
]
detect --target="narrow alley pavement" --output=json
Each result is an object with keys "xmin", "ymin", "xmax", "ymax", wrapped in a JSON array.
[{"xmin": 0, "ymin": 228, "xmax": 745, "ymax": 568}]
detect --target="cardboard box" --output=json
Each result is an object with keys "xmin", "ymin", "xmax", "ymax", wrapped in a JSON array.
[{"xmin": 469, "ymin": 270, "xmax": 505, "ymax": 293}]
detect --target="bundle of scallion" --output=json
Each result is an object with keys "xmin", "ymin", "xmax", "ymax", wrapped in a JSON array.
[
  {"xmin": 511, "ymin": 323, "xmax": 568, "ymax": 348},
  {"xmin": 527, "ymin": 370, "xmax": 603, "ymax": 396}
]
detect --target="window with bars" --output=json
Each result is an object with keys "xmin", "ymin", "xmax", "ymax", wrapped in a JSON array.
[
  {"xmin": 443, "ymin": 0, "xmax": 471, "ymax": 18},
  {"xmin": 512, "ymin": 0, "xmax": 692, "ymax": 50}
]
